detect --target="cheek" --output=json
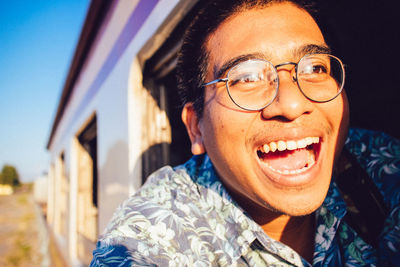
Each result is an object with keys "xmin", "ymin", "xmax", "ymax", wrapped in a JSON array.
[
  {"xmin": 201, "ymin": 110, "xmax": 238, "ymax": 146},
  {"xmin": 319, "ymin": 92, "xmax": 349, "ymax": 162},
  {"xmin": 334, "ymin": 92, "xmax": 350, "ymax": 159},
  {"xmin": 341, "ymin": 92, "xmax": 350, "ymax": 129},
  {"xmin": 199, "ymin": 106, "xmax": 227, "ymax": 153},
  {"xmin": 200, "ymin": 106, "xmax": 254, "ymax": 166},
  {"xmin": 322, "ymin": 93, "xmax": 349, "ymax": 133},
  {"xmin": 203, "ymin": 89, "xmax": 249, "ymax": 137},
  {"xmin": 333, "ymin": 92, "xmax": 349, "ymax": 139}
]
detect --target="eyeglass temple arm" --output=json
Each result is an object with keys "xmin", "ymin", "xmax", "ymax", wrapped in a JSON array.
[{"xmin": 203, "ymin": 78, "xmax": 228, "ymax": 87}]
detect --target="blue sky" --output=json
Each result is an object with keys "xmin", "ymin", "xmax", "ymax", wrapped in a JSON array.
[{"xmin": 0, "ymin": 0, "xmax": 90, "ymax": 182}]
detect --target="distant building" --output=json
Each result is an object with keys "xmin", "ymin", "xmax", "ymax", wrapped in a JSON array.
[
  {"xmin": 0, "ymin": 184, "xmax": 13, "ymax": 195},
  {"xmin": 33, "ymin": 174, "xmax": 48, "ymax": 210},
  {"xmin": 46, "ymin": 0, "xmax": 198, "ymax": 265}
]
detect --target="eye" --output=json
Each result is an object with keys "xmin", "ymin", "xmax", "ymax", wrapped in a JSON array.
[
  {"xmin": 229, "ymin": 72, "xmax": 263, "ymax": 86},
  {"xmin": 300, "ymin": 63, "xmax": 328, "ymax": 75},
  {"xmin": 241, "ymin": 72, "xmax": 263, "ymax": 82},
  {"xmin": 311, "ymin": 64, "xmax": 327, "ymax": 74}
]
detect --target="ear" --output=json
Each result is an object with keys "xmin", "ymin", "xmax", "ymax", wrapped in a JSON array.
[{"xmin": 181, "ymin": 103, "xmax": 205, "ymax": 155}]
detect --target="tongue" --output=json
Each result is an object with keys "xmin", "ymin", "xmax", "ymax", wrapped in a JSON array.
[{"xmin": 264, "ymin": 148, "xmax": 310, "ymax": 171}]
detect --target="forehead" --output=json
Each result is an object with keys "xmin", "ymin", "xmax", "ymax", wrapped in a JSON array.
[{"xmin": 205, "ymin": 3, "xmax": 325, "ymax": 68}]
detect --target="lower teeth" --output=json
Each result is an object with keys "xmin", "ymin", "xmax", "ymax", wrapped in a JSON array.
[{"xmin": 266, "ymin": 152, "xmax": 316, "ymax": 174}]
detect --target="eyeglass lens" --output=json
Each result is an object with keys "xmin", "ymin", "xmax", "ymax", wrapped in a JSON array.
[{"xmin": 226, "ymin": 54, "xmax": 344, "ymax": 110}]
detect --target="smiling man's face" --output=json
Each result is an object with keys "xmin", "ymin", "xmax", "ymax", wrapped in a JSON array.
[{"xmin": 183, "ymin": 2, "xmax": 349, "ymax": 217}]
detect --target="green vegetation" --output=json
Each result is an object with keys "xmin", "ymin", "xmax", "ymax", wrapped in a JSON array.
[
  {"xmin": 17, "ymin": 194, "xmax": 28, "ymax": 205},
  {"xmin": 0, "ymin": 164, "xmax": 20, "ymax": 186},
  {"xmin": 6, "ymin": 231, "xmax": 33, "ymax": 267}
]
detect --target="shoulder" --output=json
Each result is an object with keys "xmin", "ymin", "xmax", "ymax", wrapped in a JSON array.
[
  {"xmin": 99, "ymin": 166, "xmax": 200, "ymax": 244},
  {"xmin": 346, "ymin": 128, "xmax": 400, "ymax": 266},
  {"xmin": 91, "ymin": 165, "xmax": 215, "ymax": 266},
  {"xmin": 346, "ymin": 128, "xmax": 400, "ymax": 203},
  {"xmin": 346, "ymin": 127, "xmax": 400, "ymax": 158}
]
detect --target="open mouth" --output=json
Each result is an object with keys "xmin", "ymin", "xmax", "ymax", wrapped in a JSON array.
[{"xmin": 257, "ymin": 137, "xmax": 321, "ymax": 175}]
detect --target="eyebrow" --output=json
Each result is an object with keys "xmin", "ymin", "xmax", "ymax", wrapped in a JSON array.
[
  {"xmin": 213, "ymin": 52, "xmax": 266, "ymax": 79},
  {"xmin": 296, "ymin": 44, "xmax": 331, "ymax": 57},
  {"xmin": 212, "ymin": 44, "xmax": 332, "ymax": 79}
]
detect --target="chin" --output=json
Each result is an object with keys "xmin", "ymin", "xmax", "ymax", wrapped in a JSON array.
[
  {"xmin": 254, "ymin": 178, "xmax": 330, "ymax": 217},
  {"xmin": 268, "ymin": 196, "xmax": 325, "ymax": 216},
  {"xmin": 281, "ymin": 200, "xmax": 324, "ymax": 216}
]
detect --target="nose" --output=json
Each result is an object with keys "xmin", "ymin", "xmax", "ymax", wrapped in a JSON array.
[{"xmin": 261, "ymin": 69, "xmax": 314, "ymax": 121}]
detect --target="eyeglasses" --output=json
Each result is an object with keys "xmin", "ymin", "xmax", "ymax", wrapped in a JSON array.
[{"xmin": 203, "ymin": 53, "xmax": 345, "ymax": 111}]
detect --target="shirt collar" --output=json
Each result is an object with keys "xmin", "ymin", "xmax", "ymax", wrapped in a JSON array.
[
  {"xmin": 178, "ymin": 153, "xmax": 349, "ymax": 265},
  {"xmin": 178, "ymin": 154, "xmax": 348, "ymax": 266}
]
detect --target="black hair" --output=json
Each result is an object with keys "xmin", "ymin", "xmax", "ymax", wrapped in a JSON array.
[{"xmin": 176, "ymin": 0, "xmax": 322, "ymax": 118}]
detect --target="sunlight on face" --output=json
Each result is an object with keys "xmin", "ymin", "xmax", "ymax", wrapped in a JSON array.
[{"xmin": 196, "ymin": 3, "xmax": 349, "ymax": 217}]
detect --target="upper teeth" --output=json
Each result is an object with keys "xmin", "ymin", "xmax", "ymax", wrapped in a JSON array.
[{"xmin": 260, "ymin": 137, "xmax": 319, "ymax": 154}]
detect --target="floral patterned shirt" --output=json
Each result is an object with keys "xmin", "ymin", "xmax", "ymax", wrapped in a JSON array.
[{"xmin": 90, "ymin": 128, "xmax": 400, "ymax": 266}]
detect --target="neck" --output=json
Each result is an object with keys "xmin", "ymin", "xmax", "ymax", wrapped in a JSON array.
[
  {"xmin": 250, "ymin": 207, "xmax": 316, "ymax": 263},
  {"xmin": 223, "ymin": 185, "xmax": 316, "ymax": 262}
]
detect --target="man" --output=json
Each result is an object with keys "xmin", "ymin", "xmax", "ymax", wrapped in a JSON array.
[{"xmin": 91, "ymin": 0, "xmax": 399, "ymax": 266}]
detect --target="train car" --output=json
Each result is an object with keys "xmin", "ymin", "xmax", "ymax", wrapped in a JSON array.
[{"xmin": 46, "ymin": 1, "xmax": 196, "ymax": 264}]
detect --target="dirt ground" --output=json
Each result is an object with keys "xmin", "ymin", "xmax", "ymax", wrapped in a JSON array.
[{"xmin": 0, "ymin": 189, "xmax": 66, "ymax": 267}]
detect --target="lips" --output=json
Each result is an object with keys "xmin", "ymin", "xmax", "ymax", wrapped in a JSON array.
[{"xmin": 257, "ymin": 137, "xmax": 320, "ymax": 175}]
